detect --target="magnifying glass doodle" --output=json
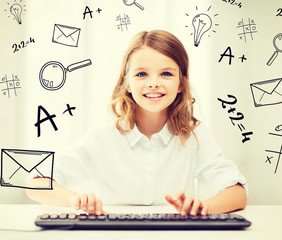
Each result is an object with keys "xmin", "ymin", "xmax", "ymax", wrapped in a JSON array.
[
  {"xmin": 123, "ymin": 0, "xmax": 144, "ymax": 10},
  {"xmin": 267, "ymin": 33, "xmax": 282, "ymax": 66},
  {"xmin": 39, "ymin": 59, "xmax": 92, "ymax": 91}
]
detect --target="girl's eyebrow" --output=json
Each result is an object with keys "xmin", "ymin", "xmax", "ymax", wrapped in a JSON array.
[
  {"xmin": 132, "ymin": 67, "xmax": 177, "ymax": 72},
  {"xmin": 161, "ymin": 67, "xmax": 177, "ymax": 72}
]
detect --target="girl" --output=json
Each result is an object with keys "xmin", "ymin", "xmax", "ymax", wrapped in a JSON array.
[{"xmin": 27, "ymin": 30, "xmax": 247, "ymax": 216}]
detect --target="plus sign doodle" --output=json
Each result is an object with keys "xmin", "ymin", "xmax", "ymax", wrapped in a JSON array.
[{"xmin": 1, "ymin": 74, "xmax": 21, "ymax": 98}]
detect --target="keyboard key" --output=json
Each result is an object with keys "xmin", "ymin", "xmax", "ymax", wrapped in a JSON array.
[
  {"xmin": 49, "ymin": 214, "xmax": 59, "ymax": 219},
  {"xmin": 68, "ymin": 213, "xmax": 77, "ymax": 220},
  {"xmin": 40, "ymin": 214, "xmax": 50, "ymax": 219}
]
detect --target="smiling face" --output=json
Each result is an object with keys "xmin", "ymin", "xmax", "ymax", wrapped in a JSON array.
[{"xmin": 126, "ymin": 47, "xmax": 183, "ymax": 116}]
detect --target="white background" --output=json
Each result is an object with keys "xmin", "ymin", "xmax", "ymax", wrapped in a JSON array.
[{"xmin": 0, "ymin": 0, "xmax": 281, "ymax": 205}]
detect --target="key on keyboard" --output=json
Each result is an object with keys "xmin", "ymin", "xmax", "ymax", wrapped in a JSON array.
[{"xmin": 35, "ymin": 213, "xmax": 251, "ymax": 230}]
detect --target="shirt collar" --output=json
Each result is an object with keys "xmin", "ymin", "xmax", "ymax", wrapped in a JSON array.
[{"xmin": 125, "ymin": 123, "xmax": 173, "ymax": 147}]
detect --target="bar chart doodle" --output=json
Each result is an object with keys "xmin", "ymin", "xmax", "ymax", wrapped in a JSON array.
[
  {"xmin": 1, "ymin": 74, "xmax": 21, "ymax": 98},
  {"xmin": 237, "ymin": 18, "xmax": 257, "ymax": 42},
  {"xmin": 116, "ymin": 14, "xmax": 131, "ymax": 31}
]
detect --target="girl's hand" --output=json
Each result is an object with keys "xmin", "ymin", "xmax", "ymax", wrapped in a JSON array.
[
  {"xmin": 70, "ymin": 193, "xmax": 108, "ymax": 215},
  {"xmin": 165, "ymin": 191, "xmax": 208, "ymax": 216}
]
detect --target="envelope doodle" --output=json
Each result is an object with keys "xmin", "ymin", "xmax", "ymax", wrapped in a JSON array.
[
  {"xmin": 0, "ymin": 149, "xmax": 54, "ymax": 190},
  {"xmin": 250, "ymin": 78, "xmax": 282, "ymax": 107},
  {"xmin": 52, "ymin": 24, "xmax": 81, "ymax": 47}
]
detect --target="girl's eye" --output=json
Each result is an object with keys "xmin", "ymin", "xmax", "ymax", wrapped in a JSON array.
[
  {"xmin": 162, "ymin": 72, "xmax": 172, "ymax": 77},
  {"xmin": 136, "ymin": 72, "xmax": 147, "ymax": 77}
]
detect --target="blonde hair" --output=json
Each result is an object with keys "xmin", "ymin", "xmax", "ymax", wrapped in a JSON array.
[{"xmin": 110, "ymin": 30, "xmax": 198, "ymax": 143}]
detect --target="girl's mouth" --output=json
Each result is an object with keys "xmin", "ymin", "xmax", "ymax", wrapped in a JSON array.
[{"xmin": 143, "ymin": 93, "xmax": 166, "ymax": 99}]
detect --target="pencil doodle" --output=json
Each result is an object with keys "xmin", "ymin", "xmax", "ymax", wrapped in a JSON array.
[
  {"xmin": 116, "ymin": 14, "xmax": 131, "ymax": 31},
  {"xmin": 217, "ymin": 94, "xmax": 253, "ymax": 143},
  {"xmin": 35, "ymin": 104, "xmax": 76, "ymax": 137},
  {"xmin": 123, "ymin": 0, "xmax": 144, "ymax": 10},
  {"xmin": 185, "ymin": 5, "xmax": 219, "ymax": 47},
  {"xmin": 4, "ymin": 0, "xmax": 27, "ymax": 24},
  {"xmin": 39, "ymin": 59, "xmax": 92, "ymax": 91},
  {"xmin": 267, "ymin": 33, "xmax": 282, "ymax": 66},
  {"xmin": 222, "ymin": 0, "xmax": 242, "ymax": 9},
  {"xmin": 250, "ymin": 78, "xmax": 282, "ymax": 107},
  {"xmin": 0, "ymin": 149, "xmax": 54, "ymax": 190},
  {"xmin": 12, "ymin": 37, "xmax": 35, "ymax": 53},
  {"xmin": 265, "ymin": 124, "xmax": 282, "ymax": 174},
  {"xmin": 218, "ymin": 46, "xmax": 247, "ymax": 65},
  {"xmin": 237, "ymin": 18, "xmax": 257, "ymax": 42},
  {"xmin": 52, "ymin": 24, "xmax": 81, "ymax": 47},
  {"xmin": 1, "ymin": 74, "xmax": 21, "ymax": 98}
]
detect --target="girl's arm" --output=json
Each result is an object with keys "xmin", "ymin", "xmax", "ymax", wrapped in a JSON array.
[
  {"xmin": 26, "ymin": 177, "xmax": 107, "ymax": 215},
  {"xmin": 202, "ymin": 183, "xmax": 247, "ymax": 214},
  {"xmin": 165, "ymin": 183, "xmax": 247, "ymax": 215}
]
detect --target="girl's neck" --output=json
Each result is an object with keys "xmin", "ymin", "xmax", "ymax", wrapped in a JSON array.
[{"xmin": 135, "ymin": 106, "xmax": 167, "ymax": 140}]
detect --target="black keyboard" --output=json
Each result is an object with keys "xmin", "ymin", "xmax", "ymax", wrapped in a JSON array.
[{"xmin": 35, "ymin": 213, "xmax": 251, "ymax": 230}]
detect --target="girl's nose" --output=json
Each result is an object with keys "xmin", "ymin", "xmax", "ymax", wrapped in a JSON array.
[{"xmin": 147, "ymin": 77, "xmax": 159, "ymax": 89}]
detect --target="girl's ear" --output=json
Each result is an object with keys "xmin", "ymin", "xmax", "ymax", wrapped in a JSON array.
[
  {"xmin": 127, "ymin": 85, "xmax": 131, "ymax": 93},
  {"xmin": 177, "ymin": 84, "xmax": 184, "ymax": 93}
]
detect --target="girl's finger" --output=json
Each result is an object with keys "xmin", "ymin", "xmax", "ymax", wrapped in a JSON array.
[
  {"xmin": 71, "ymin": 195, "xmax": 80, "ymax": 210},
  {"xmin": 165, "ymin": 195, "xmax": 181, "ymax": 211},
  {"xmin": 190, "ymin": 199, "xmax": 201, "ymax": 216},
  {"xmin": 171, "ymin": 191, "xmax": 186, "ymax": 211},
  {"xmin": 180, "ymin": 196, "xmax": 193, "ymax": 215},
  {"xmin": 201, "ymin": 203, "xmax": 209, "ymax": 216},
  {"xmin": 87, "ymin": 193, "xmax": 96, "ymax": 213},
  {"xmin": 80, "ymin": 194, "xmax": 88, "ymax": 211},
  {"xmin": 95, "ymin": 197, "xmax": 103, "ymax": 215},
  {"xmin": 174, "ymin": 191, "xmax": 186, "ymax": 202}
]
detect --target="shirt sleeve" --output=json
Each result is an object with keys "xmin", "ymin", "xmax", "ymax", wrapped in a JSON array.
[{"xmin": 194, "ymin": 123, "xmax": 248, "ymax": 195}]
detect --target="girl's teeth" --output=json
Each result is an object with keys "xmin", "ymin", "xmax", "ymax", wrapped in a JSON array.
[{"xmin": 146, "ymin": 94, "xmax": 162, "ymax": 98}]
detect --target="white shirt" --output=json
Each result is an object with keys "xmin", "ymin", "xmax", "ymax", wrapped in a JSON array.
[{"xmin": 46, "ymin": 122, "xmax": 247, "ymax": 205}]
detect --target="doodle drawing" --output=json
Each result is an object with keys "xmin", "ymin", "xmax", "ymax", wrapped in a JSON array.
[
  {"xmin": 52, "ymin": 24, "xmax": 81, "ymax": 47},
  {"xmin": 237, "ymin": 18, "xmax": 257, "ymax": 42},
  {"xmin": 0, "ymin": 149, "xmax": 54, "ymax": 190},
  {"xmin": 116, "ymin": 14, "xmax": 131, "ymax": 31},
  {"xmin": 267, "ymin": 33, "xmax": 282, "ymax": 66},
  {"xmin": 39, "ymin": 59, "xmax": 92, "ymax": 91},
  {"xmin": 4, "ymin": 0, "xmax": 27, "ymax": 24},
  {"xmin": 0, "ymin": 74, "xmax": 21, "ymax": 98},
  {"xmin": 185, "ymin": 6, "xmax": 219, "ymax": 47},
  {"xmin": 123, "ymin": 0, "xmax": 144, "ymax": 10},
  {"xmin": 250, "ymin": 78, "xmax": 282, "ymax": 107}
]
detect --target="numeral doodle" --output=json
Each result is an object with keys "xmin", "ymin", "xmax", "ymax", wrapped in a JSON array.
[
  {"xmin": 12, "ymin": 37, "xmax": 35, "ymax": 53},
  {"xmin": 218, "ymin": 94, "xmax": 253, "ymax": 143}
]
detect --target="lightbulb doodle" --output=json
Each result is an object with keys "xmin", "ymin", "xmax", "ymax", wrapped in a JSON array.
[
  {"xmin": 185, "ymin": 6, "xmax": 219, "ymax": 47},
  {"xmin": 4, "ymin": 0, "xmax": 27, "ymax": 25}
]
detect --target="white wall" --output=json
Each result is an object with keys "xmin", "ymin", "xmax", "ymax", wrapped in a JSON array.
[{"xmin": 0, "ymin": 0, "xmax": 281, "ymax": 204}]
